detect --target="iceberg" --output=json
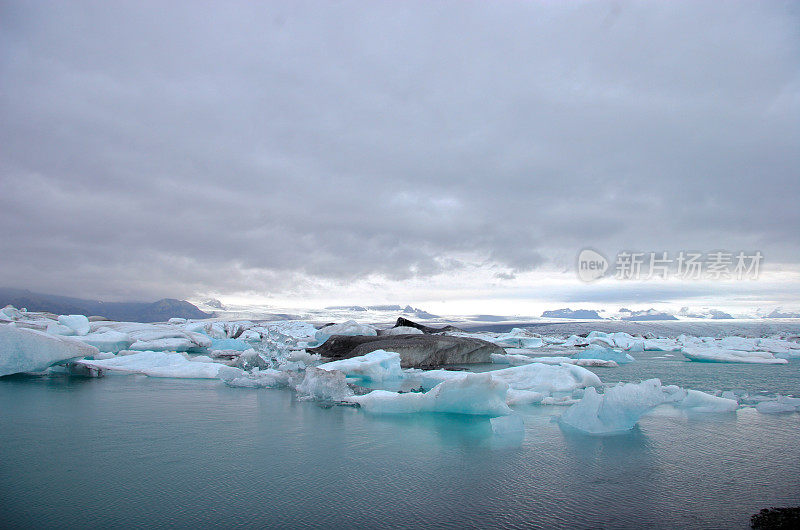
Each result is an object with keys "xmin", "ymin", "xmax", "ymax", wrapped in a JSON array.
[
  {"xmin": 756, "ymin": 396, "xmax": 800, "ymax": 414},
  {"xmin": 681, "ymin": 347, "xmax": 787, "ymax": 364},
  {"xmin": 1, "ymin": 325, "xmax": 100, "ymax": 376},
  {"xmin": 314, "ymin": 320, "xmax": 377, "ymax": 344},
  {"xmin": 264, "ymin": 320, "xmax": 318, "ymax": 340},
  {"xmin": 93, "ymin": 322, "xmax": 212, "ymax": 352},
  {"xmin": 76, "ymin": 351, "xmax": 230, "ymax": 378},
  {"xmin": 294, "ymin": 367, "xmax": 354, "ymax": 402},
  {"xmin": 572, "ymin": 344, "xmax": 635, "ymax": 364},
  {"xmin": 642, "ymin": 338, "xmax": 682, "ymax": 352},
  {"xmin": 491, "ymin": 353, "xmax": 618, "ymax": 368},
  {"xmin": 1, "ymin": 305, "xmax": 25, "ymax": 321},
  {"xmin": 225, "ymin": 369, "xmax": 291, "ymax": 388},
  {"xmin": 317, "ymin": 349, "xmax": 403, "ymax": 381},
  {"xmin": 285, "ymin": 350, "xmax": 322, "ymax": 364},
  {"xmin": 487, "ymin": 328, "xmax": 544, "ymax": 349},
  {"xmin": 350, "ymin": 372, "xmax": 511, "ymax": 416},
  {"xmin": 58, "ymin": 315, "xmax": 91, "ymax": 336},
  {"xmin": 380, "ymin": 326, "xmax": 424, "ymax": 336},
  {"xmin": 76, "ymin": 330, "xmax": 132, "ymax": 353},
  {"xmin": 129, "ymin": 338, "xmax": 199, "ymax": 352},
  {"xmin": 422, "ymin": 362, "xmax": 601, "ymax": 408},
  {"xmin": 46, "ymin": 322, "xmax": 77, "ymax": 336},
  {"xmin": 675, "ymin": 390, "xmax": 738, "ymax": 413},
  {"xmin": 209, "ymin": 338, "xmax": 251, "ymax": 351},
  {"xmin": 559, "ymin": 379, "xmax": 672, "ymax": 435}
]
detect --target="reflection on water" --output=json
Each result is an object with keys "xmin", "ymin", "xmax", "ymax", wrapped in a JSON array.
[{"xmin": 1, "ymin": 373, "xmax": 799, "ymax": 528}]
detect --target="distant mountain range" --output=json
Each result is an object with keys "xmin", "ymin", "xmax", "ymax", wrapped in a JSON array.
[
  {"xmin": 541, "ymin": 308, "xmax": 603, "ymax": 319},
  {"xmin": 0, "ymin": 288, "xmax": 210, "ymax": 323},
  {"xmin": 324, "ymin": 304, "xmax": 438, "ymax": 318}
]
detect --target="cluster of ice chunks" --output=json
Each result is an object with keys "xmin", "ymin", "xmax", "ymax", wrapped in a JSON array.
[
  {"xmin": 0, "ymin": 325, "xmax": 100, "ymax": 376},
  {"xmin": 572, "ymin": 344, "xmax": 636, "ymax": 364},
  {"xmin": 491, "ymin": 353, "xmax": 618, "ymax": 367},
  {"xmin": 349, "ymin": 372, "xmax": 511, "ymax": 416},
  {"xmin": 559, "ymin": 379, "xmax": 739, "ymax": 435},
  {"xmin": 317, "ymin": 350, "xmax": 403, "ymax": 382},
  {"xmin": 314, "ymin": 320, "xmax": 377, "ymax": 344},
  {"xmin": 676, "ymin": 335, "xmax": 799, "ymax": 363}
]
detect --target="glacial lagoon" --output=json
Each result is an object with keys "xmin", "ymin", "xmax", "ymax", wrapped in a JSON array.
[{"xmin": 2, "ymin": 348, "xmax": 799, "ymax": 529}]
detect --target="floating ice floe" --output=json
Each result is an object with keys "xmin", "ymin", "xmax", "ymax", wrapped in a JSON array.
[
  {"xmin": 420, "ymin": 362, "xmax": 601, "ymax": 407},
  {"xmin": 755, "ymin": 396, "xmax": 800, "ymax": 414},
  {"xmin": 89, "ymin": 322, "xmax": 212, "ymax": 352},
  {"xmin": 486, "ymin": 328, "xmax": 545, "ymax": 349},
  {"xmin": 491, "ymin": 353, "xmax": 618, "ymax": 368},
  {"xmin": 0, "ymin": 325, "xmax": 100, "ymax": 376},
  {"xmin": 0, "ymin": 305, "xmax": 25, "ymax": 321},
  {"xmin": 572, "ymin": 344, "xmax": 635, "ymax": 364},
  {"xmin": 263, "ymin": 320, "xmax": 318, "ymax": 340},
  {"xmin": 560, "ymin": 379, "xmax": 675, "ymax": 435},
  {"xmin": 681, "ymin": 346, "xmax": 788, "ymax": 364},
  {"xmin": 317, "ymin": 350, "xmax": 403, "ymax": 381},
  {"xmin": 314, "ymin": 320, "xmax": 377, "ymax": 344},
  {"xmin": 46, "ymin": 322, "xmax": 76, "ymax": 336},
  {"xmin": 674, "ymin": 389, "xmax": 739, "ymax": 413},
  {"xmin": 585, "ymin": 331, "xmax": 645, "ymax": 352},
  {"xmin": 76, "ymin": 330, "xmax": 133, "ymax": 353},
  {"xmin": 76, "ymin": 351, "xmax": 233, "ymax": 379},
  {"xmin": 57, "ymin": 315, "xmax": 91, "ymax": 336},
  {"xmin": 642, "ymin": 338, "xmax": 682, "ymax": 352},
  {"xmin": 559, "ymin": 379, "xmax": 738, "ymax": 435},
  {"xmin": 349, "ymin": 372, "xmax": 511, "ymax": 416},
  {"xmin": 224, "ymin": 368, "xmax": 291, "ymax": 388},
  {"xmin": 209, "ymin": 338, "xmax": 251, "ymax": 351},
  {"xmin": 295, "ymin": 367, "xmax": 354, "ymax": 402}
]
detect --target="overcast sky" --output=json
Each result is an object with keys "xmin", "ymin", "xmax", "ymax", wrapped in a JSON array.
[{"xmin": 1, "ymin": 0, "xmax": 799, "ymax": 314}]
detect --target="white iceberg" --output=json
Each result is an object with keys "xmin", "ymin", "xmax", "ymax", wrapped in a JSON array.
[
  {"xmin": 350, "ymin": 372, "xmax": 511, "ymax": 416},
  {"xmin": 76, "ymin": 330, "xmax": 132, "ymax": 353},
  {"xmin": 264, "ymin": 320, "xmax": 318, "ymax": 340},
  {"xmin": 756, "ymin": 396, "xmax": 800, "ymax": 414},
  {"xmin": 46, "ymin": 322, "xmax": 77, "ymax": 336},
  {"xmin": 681, "ymin": 347, "xmax": 787, "ymax": 364},
  {"xmin": 94, "ymin": 322, "xmax": 212, "ymax": 352},
  {"xmin": 675, "ymin": 390, "xmax": 738, "ymax": 413},
  {"xmin": 422, "ymin": 362, "xmax": 601, "ymax": 408},
  {"xmin": 559, "ymin": 379, "xmax": 673, "ymax": 435},
  {"xmin": 294, "ymin": 367, "xmax": 354, "ymax": 402},
  {"xmin": 318, "ymin": 350, "xmax": 403, "ymax": 381},
  {"xmin": 76, "ymin": 351, "xmax": 231, "ymax": 378},
  {"xmin": 1, "ymin": 325, "xmax": 100, "ymax": 376},
  {"xmin": 129, "ymin": 338, "xmax": 199, "ymax": 352},
  {"xmin": 487, "ymin": 328, "xmax": 544, "ymax": 349},
  {"xmin": 1, "ymin": 305, "xmax": 25, "ymax": 321},
  {"xmin": 572, "ymin": 344, "xmax": 635, "ymax": 364},
  {"xmin": 491, "ymin": 353, "xmax": 618, "ymax": 368},
  {"xmin": 314, "ymin": 320, "xmax": 377, "ymax": 344},
  {"xmin": 58, "ymin": 314, "xmax": 91, "ymax": 336},
  {"xmin": 380, "ymin": 326, "xmax": 424, "ymax": 336},
  {"xmin": 225, "ymin": 369, "xmax": 291, "ymax": 388},
  {"xmin": 642, "ymin": 338, "xmax": 682, "ymax": 352}
]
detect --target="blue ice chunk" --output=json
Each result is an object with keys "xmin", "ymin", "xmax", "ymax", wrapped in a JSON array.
[{"xmin": 572, "ymin": 344, "xmax": 635, "ymax": 364}]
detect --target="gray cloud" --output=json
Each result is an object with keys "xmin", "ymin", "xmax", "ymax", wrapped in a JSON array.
[{"xmin": 1, "ymin": 0, "xmax": 798, "ymax": 301}]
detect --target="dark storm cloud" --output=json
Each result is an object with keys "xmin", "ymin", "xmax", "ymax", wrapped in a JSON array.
[{"xmin": 1, "ymin": 0, "xmax": 798, "ymax": 300}]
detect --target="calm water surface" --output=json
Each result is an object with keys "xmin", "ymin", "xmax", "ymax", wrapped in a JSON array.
[{"xmin": 2, "ymin": 358, "xmax": 799, "ymax": 529}]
